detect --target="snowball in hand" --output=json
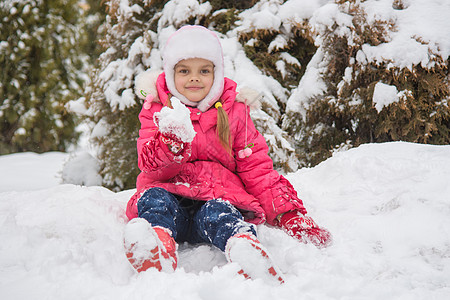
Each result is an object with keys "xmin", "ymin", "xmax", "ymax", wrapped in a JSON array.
[{"xmin": 154, "ymin": 97, "xmax": 196, "ymax": 143}]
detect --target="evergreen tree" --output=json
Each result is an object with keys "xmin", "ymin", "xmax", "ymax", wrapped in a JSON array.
[
  {"xmin": 231, "ymin": 0, "xmax": 320, "ymax": 170},
  {"xmin": 85, "ymin": 0, "xmax": 300, "ymax": 190},
  {"xmin": 79, "ymin": 0, "xmax": 108, "ymax": 64},
  {"xmin": 284, "ymin": 0, "xmax": 450, "ymax": 166},
  {"xmin": 0, "ymin": 0, "xmax": 87, "ymax": 154}
]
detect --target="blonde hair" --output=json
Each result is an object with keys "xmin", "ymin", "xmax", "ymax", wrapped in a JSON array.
[{"xmin": 215, "ymin": 101, "xmax": 232, "ymax": 154}]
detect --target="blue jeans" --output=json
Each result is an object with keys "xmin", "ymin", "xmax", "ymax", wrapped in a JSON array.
[{"xmin": 137, "ymin": 187, "xmax": 256, "ymax": 251}]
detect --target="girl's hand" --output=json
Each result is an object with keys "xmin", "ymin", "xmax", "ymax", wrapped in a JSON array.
[
  {"xmin": 154, "ymin": 97, "xmax": 196, "ymax": 144},
  {"xmin": 278, "ymin": 211, "xmax": 332, "ymax": 248},
  {"xmin": 160, "ymin": 133, "xmax": 186, "ymax": 155}
]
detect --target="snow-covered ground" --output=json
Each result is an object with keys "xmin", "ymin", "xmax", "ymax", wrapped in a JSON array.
[{"xmin": 0, "ymin": 141, "xmax": 449, "ymax": 299}]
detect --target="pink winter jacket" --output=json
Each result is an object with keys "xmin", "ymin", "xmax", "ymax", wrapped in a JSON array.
[{"xmin": 126, "ymin": 73, "xmax": 307, "ymax": 225}]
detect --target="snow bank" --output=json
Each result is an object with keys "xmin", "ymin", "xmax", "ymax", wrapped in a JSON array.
[
  {"xmin": 0, "ymin": 152, "xmax": 68, "ymax": 192},
  {"xmin": 1, "ymin": 142, "xmax": 449, "ymax": 299},
  {"xmin": 61, "ymin": 152, "xmax": 103, "ymax": 187}
]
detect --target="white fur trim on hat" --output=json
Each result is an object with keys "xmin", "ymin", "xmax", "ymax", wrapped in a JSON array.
[{"xmin": 163, "ymin": 25, "xmax": 224, "ymax": 112}]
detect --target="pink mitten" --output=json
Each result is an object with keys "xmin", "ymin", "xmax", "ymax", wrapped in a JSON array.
[
  {"xmin": 160, "ymin": 133, "xmax": 186, "ymax": 155},
  {"xmin": 278, "ymin": 211, "xmax": 332, "ymax": 248}
]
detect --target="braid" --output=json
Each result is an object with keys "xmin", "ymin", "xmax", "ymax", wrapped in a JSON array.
[
  {"xmin": 215, "ymin": 102, "xmax": 232, "ymax": 154},
  {"xmin": 164, "ymin": 97, "xmax": 231, "ymax": 153},
  {"xmin": 166, "ymin": 93, "xmax": 173, "ymax": 108}
]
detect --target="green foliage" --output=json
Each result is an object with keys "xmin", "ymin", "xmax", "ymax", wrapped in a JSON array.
[
  {"xmin": 373, "ymin": 67, "xmax": 449, "ymax": 144},
  {"xmin": 235, "ymin": 16, "xmax": 317, "ymax": 170},
  {"xmin": 0, "ymin": 0, "xmax": 86, "ymax": 154},
  {"xmin": 239, "ymin": 28, "xmax": 316, "ymax": 90},
  {"xmin": 207, "ymin": 8, "xmax": 239, "ymax": 34},
  {"xmin": 97, "ymin": 104, "xmax": 142, "ymax": 190},
  {"xmin": 208, "ymin": 0, "xmax": 257, "ymax": 10},
  {"xmin": 80, "ymin": 0, "xmax": 108, "ymax": 63},
  {"xmin": 286, "ymin": 0, "xmax": 450, "ymax": 167}
]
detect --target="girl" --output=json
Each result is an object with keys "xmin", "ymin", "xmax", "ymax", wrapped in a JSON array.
[{"xmin": 124, "ymin": 25, "xmax": 331, "ymax": 283}]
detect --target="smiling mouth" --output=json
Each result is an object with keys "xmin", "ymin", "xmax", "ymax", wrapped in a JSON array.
[{"xmin": 186, "ymin": 86, "xmax": 202, "ymax": 90}]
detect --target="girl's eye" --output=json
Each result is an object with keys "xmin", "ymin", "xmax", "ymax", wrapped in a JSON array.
[
  {"xmin": 201, "ymin": 69, "xmax": 211, "ymax": 74},
  {"xmin": 178, "ymin": 69, "xmax": 188, "ymax": 74}
]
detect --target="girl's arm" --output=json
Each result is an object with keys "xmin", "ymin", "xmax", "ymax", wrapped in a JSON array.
[
  {"xmin": 234, "ymin": 108, "xmax": 307, "ymax": 225},
  {"xmin": 234, "ymin": 107, "xmax": 332, "ymax": 248}
]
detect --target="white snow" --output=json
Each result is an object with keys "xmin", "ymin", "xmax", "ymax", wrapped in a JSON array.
[
  {"xmin": 225, "ymin": 233, "xmax": 285, "ymax": 284},
  {"xmin": 158, "ymin": 0, "xmax": 212, "ymax": 28},
  {"xmin": 286, "ymin": 48, "xmax": 328, "ymax": 118},
  {"xmin": 1, "ymin": 141, "xmax": 449, "ymax": 299},
  {"xmin": 372, "ymin": 82, "xmax": 399, "ymax": 112},
  {"xmin": 0, "ymin": 152, "xmax": 68, "ymax": 192},
  {"xmin": 123, "ymin": 218, "xmax": 166, "ymax": 270},
  {"xmin": 360, "ymin": 0, "xmax": 450, "ymax": 70},
  {"xmin": 238, "ymin": 0, "xmax": 281, "ymax": 31},
  {"xmin": 278, "ymin": 0, "xmax": 328, "ymax": 23},
  {"xmin": 154, "ymin": 97, "xmax": 196, "ymax": 143},
  {"xmin": 61, "ymin": 152, "xmax": 102, "ymax": 187}
]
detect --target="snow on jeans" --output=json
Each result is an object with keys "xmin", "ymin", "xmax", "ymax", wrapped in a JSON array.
[{"xmin": 137, "ymin": 187, "xmax": 256, "ymax": 251}]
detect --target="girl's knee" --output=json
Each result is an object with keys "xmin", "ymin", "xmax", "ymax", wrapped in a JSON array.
[
  {"xmin": 195, "ymin": 199, "xmax": 256, "ymax": 251},
  {"xmin": 201, "ymin": 198, "xmax": 242, "ymax": 220},
  {"xmin": 136, "ymin": 188, "xmax": 185, "ymax": 237},
  {"xmin": 137, "ymin": 187, "xmax": 178, "ymax": 212}
]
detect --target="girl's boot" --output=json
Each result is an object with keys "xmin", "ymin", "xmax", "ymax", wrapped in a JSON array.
[
  {"xmin": 225, "ymin": 233, "xmax": 285, "ymax": 284},
  {"xmin": 124, "ymin": 218, "xmax": 177, "ymax": 273}
]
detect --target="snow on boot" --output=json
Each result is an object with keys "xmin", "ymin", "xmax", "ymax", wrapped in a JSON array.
[
  {"xmin": 225, "ymin": 233, "xmax": 285, "ymax": 284},
  {"xmin": 124, "ymin": 218, "xmax": 177, "ymax": 273}
]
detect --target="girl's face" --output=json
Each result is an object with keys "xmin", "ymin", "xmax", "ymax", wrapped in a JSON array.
[{"xmin": 174, "ymin": 58, "xmax": 214, "ymax": 103}]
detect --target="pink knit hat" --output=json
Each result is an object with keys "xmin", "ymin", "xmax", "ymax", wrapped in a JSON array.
[{"xmin": 162, "ymin": 25, "xmax": 225, "ymax": 112}]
